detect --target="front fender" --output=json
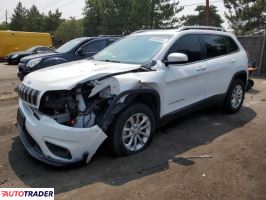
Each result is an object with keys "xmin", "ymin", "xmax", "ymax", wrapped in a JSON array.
[{"xmin": 97, "ymin": 88, "xmax": 161, "ymax": 131}]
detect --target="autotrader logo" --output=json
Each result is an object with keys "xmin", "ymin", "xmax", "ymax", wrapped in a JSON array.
[{"xmin": 0, "ymin": 188, "xmax": 54, "ymax": 200}]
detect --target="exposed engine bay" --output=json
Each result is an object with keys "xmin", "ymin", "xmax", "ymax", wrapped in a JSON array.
[{"xmin": 38, "ymin": 81, "xmax": 117, "ymax": 129}]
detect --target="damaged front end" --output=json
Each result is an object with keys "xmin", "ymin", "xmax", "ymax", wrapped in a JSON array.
[
  {"xmin": 38, "ymin": 78, "xmax": 121, "ymax": 130},
  {"xmin": 17, "ymin": 75, "xmax": 140, "ymax": 166}
]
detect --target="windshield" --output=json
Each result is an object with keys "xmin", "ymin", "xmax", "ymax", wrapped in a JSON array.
[
  {"xmin": 56, "ymin": 38, "xmax": 84, "ymax": 53},
  {"xmin": 93, "ymin": 34, "xmax": 173, "ymax": 64},
  {"xmin": 26, "ymin": 47, "xmax": 37, "ymax": 53}
]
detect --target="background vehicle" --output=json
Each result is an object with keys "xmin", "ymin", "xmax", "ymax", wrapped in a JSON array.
[
  {"xmin": 5, "ymin": 46, "xmax": 55, "ymax": 65},
  {"xmin": 0, "ymin": 31, "xmax": 52, "ymax": 60},
  {"xmin": 246, "ymin": 58, "xmax": 256, "ymax": 91},
  {"xmin": 17, "ymin": 26, "xmax": 248, "ymax": 166},
  {"xmin": 17, "ymin": 35, "xmax": 120, "ymax": 80}
]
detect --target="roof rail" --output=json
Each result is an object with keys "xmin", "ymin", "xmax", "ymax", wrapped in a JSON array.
[
  {"xmin": 178, "ymin": 26, "xmax": 225, "ymax": 32},
  {"xmin": 131, "ymin": 29, "xmax": 164, "ymax": 34},
  {"xmin": 98, "ymin": 35, "xmax": 121, "ymax": 37}
]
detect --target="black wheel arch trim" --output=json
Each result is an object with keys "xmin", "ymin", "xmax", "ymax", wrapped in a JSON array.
[{"xmin": 98, "ymin": 88, "xmax": 161, "ymax": 131}]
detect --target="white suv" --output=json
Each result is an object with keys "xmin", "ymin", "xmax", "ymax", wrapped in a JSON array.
[{"xmin": 17, "ymin": 26, "xmax": 248, "ymax": 166}]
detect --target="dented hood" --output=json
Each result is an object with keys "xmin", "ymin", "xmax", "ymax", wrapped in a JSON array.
[{"xmin": 23, "ymin": 59, "xmax": 141, "ymax": 91}]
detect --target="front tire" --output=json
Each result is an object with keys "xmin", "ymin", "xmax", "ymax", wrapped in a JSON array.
[
  {"xmin": 224, "ymin": 79, "xmax": 245, "ymax": 114},
  {"xmin": 109, "ymin": 103, "xmax": 156, "ymax": 156}
]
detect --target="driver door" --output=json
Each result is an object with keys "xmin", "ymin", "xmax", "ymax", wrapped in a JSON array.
[{"xmin": 163, "ymin": 34, "xmax": 207, "ymax": 115}]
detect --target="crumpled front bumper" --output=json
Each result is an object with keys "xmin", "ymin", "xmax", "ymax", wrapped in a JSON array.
[{"xmin": 17, "ymin": 100, "xmax": 107, "ymax": 167}]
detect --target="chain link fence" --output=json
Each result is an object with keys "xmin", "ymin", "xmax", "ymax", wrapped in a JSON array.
[{"xmin": 238, "ymin": 35, "xmax": 266, "ymax": 77}]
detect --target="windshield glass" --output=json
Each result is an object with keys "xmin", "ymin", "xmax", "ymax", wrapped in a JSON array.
[
  {"xmin": 56, "ymin": 38, "xmax": 84, "ymax": 53},
  {"xmin": 26, "ymin": 47, "xmax": 37, "ymax": 53},
  {"xmin": 93, "ymin": 34, "xmax": 173, "ymax": 64}
]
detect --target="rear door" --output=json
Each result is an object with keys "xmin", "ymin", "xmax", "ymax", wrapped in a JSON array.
[
  {"xmin": 163, "ymin": 34, "xmax": 208, "ymax": 114},
  {"xmin": 201, "ymin": 34, "xmax": 236, "ymax": 97}
]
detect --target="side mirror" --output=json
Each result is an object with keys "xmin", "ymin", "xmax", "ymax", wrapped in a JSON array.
[
  {"xmin": 164, "ymin": 53, "xmax": 188, "ymax": 66},
  {"xmin": 77, "ymin": 48, "xmax": 84, "ymax": 55}
]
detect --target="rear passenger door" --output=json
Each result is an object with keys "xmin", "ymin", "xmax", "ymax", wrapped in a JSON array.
[{"xmin": 201, "ymin": 34, "xmax": 236, "ymax": 97}]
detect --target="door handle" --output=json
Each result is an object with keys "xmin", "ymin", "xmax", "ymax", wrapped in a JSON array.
[
  {"xmin": 196, "ymin": 66, "xmax": 207, "ymax": 71},
  {"xmin": 196, "ymin": 67, "xmax": 202, "ymax": 71},
  {"xmin": 228, "ymin": 59, "xmax": 235, "ymax": 64}
]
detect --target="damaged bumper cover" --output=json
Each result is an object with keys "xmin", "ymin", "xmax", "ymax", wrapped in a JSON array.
[{"xmin": 17, "ymin": 100, "xmax": 107, "ymax": 167}]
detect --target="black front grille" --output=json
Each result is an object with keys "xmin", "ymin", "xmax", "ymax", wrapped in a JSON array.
[{"xmin": 18, "ymin": 84, "xmax": 40, "ymax": 106}]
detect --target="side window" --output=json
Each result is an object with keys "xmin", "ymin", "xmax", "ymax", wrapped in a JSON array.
[
  {"xmin": 202, "ymin": 35, "xmax": 227, "ymax": 58},
  {"xmin": 167, "ymin": 35, "xmax": 201, "ymax": 63},
  {"xmin": 39, "ymin": 47, "xmax": 48, "ymax": 51},
  {"xmin": 82, "ymin": 40, "xmax": 106, "ymax": 53},
  {"xmin": 107, "ymin": 38, "xmax": 117, "ymax": 45},
  {"xmin": 223, "ymin": 36, "xmax": 239, "ymax": 53}
]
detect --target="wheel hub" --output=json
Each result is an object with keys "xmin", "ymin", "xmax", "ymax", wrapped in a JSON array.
[{"xmin": 122, "ymin": 113, "xmax": 151, "ymax": 151}]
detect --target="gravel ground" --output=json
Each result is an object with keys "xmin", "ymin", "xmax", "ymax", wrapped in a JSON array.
[{"xmin": 0, "ymin": 62, "xmax": 265, "ymax": 200}]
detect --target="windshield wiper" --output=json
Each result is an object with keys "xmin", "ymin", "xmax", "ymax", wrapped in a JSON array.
[
  {"xmin": 100, "ymin": 59, "xmax": 121, "ymax": 63},
  {"xmin": 87, "ymin": 56, "xmax": 95, "ymax": 60},
  {"xmin": 139, "ymin": 60, "xmax": 156, "ymax": 71}
]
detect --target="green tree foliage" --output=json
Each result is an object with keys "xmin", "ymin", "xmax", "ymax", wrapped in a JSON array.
[
  {"xmin": 83, "ymin": 0, "xmax": 183, "ymax": 36},
  {"xmin": 224, "ymin": 0, "xmax": 266, "ymax": 35},
  {"xmin": 9, "ymin": 2, "xmax": 63, "ymax": 33},
  {"xmin": 24, "ymin": 5, "xmax": 43, "ymax": 32},
  {"xmin": 54, "ymin": 18, "xmax": 83, "ymax": 42},
  {"xmin": 0, "ymin": 22, "xmax": 9, "ymax": 30},
  {"xmin": 182, "ymin": 5, "xmax": 223, "ymax": 27},
  {"xmin": 42, "ymin": 9, "xmax": 63, "ymax": 33},
  {"xmin": 9, "ymin": 2, "xmax": 28, "ymax": 31}
]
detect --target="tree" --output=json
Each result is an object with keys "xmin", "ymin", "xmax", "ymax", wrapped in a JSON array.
[
  {"xmin": 0, "ymin": 22, "xmax": 9, "ymax": 30},
  {"xmin": 182, "ymin": 5, "xmax": 223, "ymax": 27},
  {"xmin": 24, "ymin": 5, "xmax": 43, "ymax": 32},
  {"xmin": 10, "ymin": 2, "xmax": 28, "ymax": 31},
  {"xmin": 9, "ymin": 2, "xmax": 63, "ymax": 33},
  {"xmin": 83, "ymin": 0, "xmax": 183, "ymax": 36},
  {"xmin": 224, "ymin": 0, "xmax": 266, "ymax": 35},
  {"xmin": 54, "ymin": 18, "xmax": 83, "ymax": 42},
  {"xmin": 83, "ymin": 0, "xmax": 102, "ymax": 36},
  {"xmin": 42, "ymin": 9, "xmax": 63, "ymax": 33}
]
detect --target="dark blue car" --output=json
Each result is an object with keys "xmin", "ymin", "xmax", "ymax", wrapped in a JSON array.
[{"xmin": 17, "ymin": 35, "xmax": 120, "ymax": 80}]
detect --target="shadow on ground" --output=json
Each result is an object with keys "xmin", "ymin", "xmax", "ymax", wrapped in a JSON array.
[{"xmin": 9, "ymin": 106, "xmax": 256, "ymax": 193}]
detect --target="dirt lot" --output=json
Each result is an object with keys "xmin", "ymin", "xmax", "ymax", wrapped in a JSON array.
[{"xmin": 0, "ymin": 62, "xmax": 266, "ymax": 200}]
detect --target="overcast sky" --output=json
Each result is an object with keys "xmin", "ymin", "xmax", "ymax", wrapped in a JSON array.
[{"xmin": 0, "ymin": 0, "xmax": 228, "ymax": 28}]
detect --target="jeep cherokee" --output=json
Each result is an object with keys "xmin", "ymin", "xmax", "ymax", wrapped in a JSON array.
[{"xmin": 16, "ymin": 26, "xmax": 248, "ymax": 166}]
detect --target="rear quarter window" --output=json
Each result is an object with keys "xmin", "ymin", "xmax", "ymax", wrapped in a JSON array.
[{"xmin": 223, "ymin": 36, "xmax": 239, "ymax": 53}]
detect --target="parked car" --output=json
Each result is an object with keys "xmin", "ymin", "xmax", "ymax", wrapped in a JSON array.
[
  {"xmin": 5, "ymin": 46, "xmax": 55, "ymax": 65},
  {"xmin": 17, "ymin": 26, "xmax": 248, "ymax": 166},
  {"xmin": 17, "ymin": 35, "xmax": 120, "ymax": 80}
]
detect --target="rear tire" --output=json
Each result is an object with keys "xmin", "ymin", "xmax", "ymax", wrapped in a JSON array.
[
  {"xmin": 109, "ymin": 103, "xmax": 156, "ymax": 156},
  {"xmin": 224, "ymin": 79, "xmax": 245, "ymax": 114}
]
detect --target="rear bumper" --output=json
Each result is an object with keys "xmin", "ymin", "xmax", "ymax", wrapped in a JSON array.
[{"xmin": 17, "ymin": 100, "xmax": 107, "ymax": 167}]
